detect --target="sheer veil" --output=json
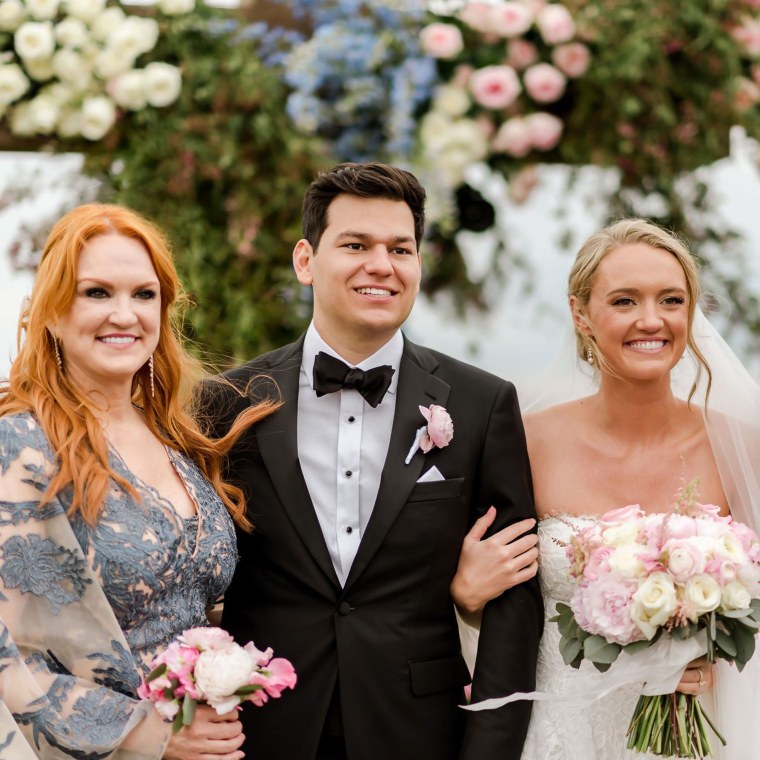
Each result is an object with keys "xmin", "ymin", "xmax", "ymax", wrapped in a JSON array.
[{"xmin": 515, "ymin": 307, "xmax": 760, "ymax": 759}]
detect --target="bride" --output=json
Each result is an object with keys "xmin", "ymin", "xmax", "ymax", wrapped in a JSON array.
[{"xmin": 451, "ymin": 218, "xmax": 760, "ymax": 759}]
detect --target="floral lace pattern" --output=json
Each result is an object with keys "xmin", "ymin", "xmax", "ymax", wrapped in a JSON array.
[
  {"xmin": 520, "ymin": 515, "xmax": 659, "ymax": 760},
  {"xmin": 0, "ymin": 412, "xmax": 237, "ymax": 757}
]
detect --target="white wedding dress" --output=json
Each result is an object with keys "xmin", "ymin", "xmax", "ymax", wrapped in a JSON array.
[{"xmin": 519, "ymin": 514, "xmax": 662, "ymax": 760}]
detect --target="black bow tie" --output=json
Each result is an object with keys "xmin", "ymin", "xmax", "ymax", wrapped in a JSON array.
[{"xmin": 313, "ymin": 351, "xmax": 395, "ymax": 408}]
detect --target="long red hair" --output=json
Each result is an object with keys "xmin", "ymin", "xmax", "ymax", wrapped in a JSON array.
[{"xmin": 0, "ymin": 203, "xmax": 276, "ymax": 529}]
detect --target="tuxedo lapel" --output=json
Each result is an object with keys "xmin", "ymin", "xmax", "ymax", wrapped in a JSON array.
[
  {"xmin": 254, "ymin": 340, "xmax": 341, "ymax": 589},
  {"xmin": 344, "ymin": 340, "xmax": 451, "ymax": 589}
]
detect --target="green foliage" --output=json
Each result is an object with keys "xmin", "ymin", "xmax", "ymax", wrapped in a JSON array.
[{"xmin": 78, "ymin": 7, "xmax": 327, "ymax": 364}]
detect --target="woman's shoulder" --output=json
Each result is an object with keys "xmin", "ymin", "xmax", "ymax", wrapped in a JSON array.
[
  {"xmin": 0, "ymin": 411, "xmax": 55, "ymax": 466},
  {"xmin": 523, "ymin": 396, "xmax": 594, "ymax": 438}
]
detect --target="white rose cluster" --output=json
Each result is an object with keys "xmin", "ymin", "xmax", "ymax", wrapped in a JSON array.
[{"xmin": 0, "ymin": 0, "xmax": 194, "ymax": 140}]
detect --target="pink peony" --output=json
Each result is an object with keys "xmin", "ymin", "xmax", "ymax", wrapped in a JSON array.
[
  {"xmin": 244, "ymin": 641, "xmax": 275, "ymax": 667},
  {"xmin": 507, "ymin": 39, "xmax": 538, "ymax": 70},
  {"xmin": 600, "ymin": 504, "xmax": 644, "ymax": 525},
  {"xmin": 551, "ymin": 42, "xmax": 590, "ymax": 78},
  {"xmin": 535, "ymin": 4, "xmax": 575, "ymax": 44},
  {"xmin": 261, "ymin": 657, "xmax": 298, "ymax": 698},
  {"xmin": 492, "ymin": 117, "xmax": 532, "ymax": 157},
  {"xmin": 490, "ymin": 2, "xmax": 533, "ymax": 38},
  {"xmin": 583, "ymin": 546, "xmax": 613, "ymax": 581},
  {"xmin": 571, "ymin": 575, "xmax": 643, "ymax": 645},
  {"xmin": 419, "ymin": 404, "xmax": 454, "ymax": 452},
  {"xmin": 661, "ymin": 513, "xmax": 698, "ymax": 540},
  {"xmin": 469, "ymin": 65, "xmax": 521, "ymax": 109},
  {"xmin": 458, "ymin": 2, "xmax": 495, "ymax": 33},
  {"xmin": 523, "ymin": 63, "xmax": 566, "ymax": 103},
  {"xmin": 420, "ymin": 22, "xmax": 464, "ymax": 59},
  {"xmin": 524, "ymin": 111, "xmax": 563, "ymax": 150}
]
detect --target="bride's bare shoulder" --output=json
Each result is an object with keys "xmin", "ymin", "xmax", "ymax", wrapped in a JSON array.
[{"xmin": 523, "ymin": 396, "xmax": 595, "ymax": 442}]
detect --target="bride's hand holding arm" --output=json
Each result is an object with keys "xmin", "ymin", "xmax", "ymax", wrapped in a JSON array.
[{"xmin": 451, "ymin": 506, "xmax": 539, "ymax": 624}]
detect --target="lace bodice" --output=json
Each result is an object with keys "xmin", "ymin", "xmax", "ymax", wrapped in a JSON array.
[{"xmin": 521, "ymin": 514, "xmax": 659, "ymax": 760}]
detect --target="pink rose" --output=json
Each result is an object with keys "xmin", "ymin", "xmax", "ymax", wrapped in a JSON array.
[
  {"xmin": 490, "ymin": 2, "xmax": 533, "ymax": 38},
  {"xmin": 469, "ymin": 65, "xmax": 521, "ymax": 109},
  {"xmin": 535, "ymin": 4, "xmax": 575, "ymax": 44},
  {"xmin": 523, "ymin": 63, "xmax": 566, "ymax": 103},
  {"xmin": 731, "ymin": 18, "xmax": 760, "ymax": 56},
  {"xmin": 571, "ymin": 575, "xmax": 644, "ymax": 645},
  {"xmin": 180, "ymin": 626, "xmax": 235, "ymax": 651},
  {"xmin": 420, "ymin": 23, "xmax": 464, "ymax": 59},
  {"xmin": 492, "ymin": 117, "xmax": 532, "ymax": 157},
  {"xmin": 419, "ymin": 404, "xmax": 454, "ymax": 452},
  {"xmin": 600, "ymin": 504, "xmax": 644, "ymax": 525},
  {"xmin": 524, "ymin": 111, "xmax": 563, "ymax": 150},
  {"xmin": 662, "ymin": 538, "xmax": 705, "ymax": 583},
  {"xmin": 734, "ymin": 77, "xmax": 760, "ymax": 112},
  {"xmin": 459, "ymin": 2, "xmax": 494, "ymax": 33},
  {"xmin": 728, "ymin": 519, "xmax": 759, "ymax": 551},
  {"xmin": 507, "ymin": 39, "xmax": 538, "ymax": 70},
  {"xmin": 551, "ymin": 42, "xmax": 590, "ymax": 78}
]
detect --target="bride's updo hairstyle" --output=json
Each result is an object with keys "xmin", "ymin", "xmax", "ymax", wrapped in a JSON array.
[{"xmin": 568, "ymin": 218, "xmax": 711, "ymax": 402}]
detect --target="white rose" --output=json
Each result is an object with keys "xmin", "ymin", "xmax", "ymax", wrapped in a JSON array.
[
  {"xmin": 0, "ymin": 64, "xmax": 31, "ymax": 105},
  {"xmin": 109, "ymin": 70, "xmax": 147, "ymax": 110},
  {"xmin": 715, "ymin": 532, "xmax": 747, "ymax": 564},
  {"xmin": 432, "ymin": 84, "xmax": 470, "ymax": 117},
  {"xmin": 631, "ymin": 572, "xmax": 678, "ymax": 639},
  {"xmin": 143, "ymin": 62, "xmax": 181, "ymax": 107},
  {"xmin": 26, "ymin": 93, "xmax": 60, "ymax": 133},
  {"xmin": 721, "ymin": 580, "xmax": 752, "ymax": 612},
  {"xmin": 23, "ymin": 56, "xmax": 55, "ymax": 82},
  {"xmin": 94, "ymin": 48, "xmax": 135, "ymax": 80},
  {"xmin": 14, "ymin": 21, "xmax": 55, "ymax": 61},
  {"xmin": 682, "ymin": 574, "xmax": 722, "ymax": 618},
  {"xmin": 608, "ymin": 544, "xmax": 647, "ymax": 579},
  {"xmin": 0, "ymin": 0, "xmax": 26, "ymax": 32},
  {"xmin": 91, "ymin": 7, "xmax": 126, "ymax": 43},
  {"xmin": 55, "ymin": 17, "xmax": 88, "ymax": 48},
  {"xmin": 10, "ymin": 101, "xmax": 36, "ymax": 135},
  {"xmin": 56, "ymin": 107, "xmax": 81, "ymax": 137},
  {"xmin": 52, "ymin": 49, "xmax": 92, "ymax": 90},
  {"xmin": 602, "ymin": 521, "xmax": 639, "ymax": 547},
  {"xmin": 26, "ymin": 0, "xmax": 60, "ymax": 21},
  {"xmin": 42, "ymin": 82, "xmax": 76, "ymax": 106},
  {"xmin": 194, "ymin": 644, "xmax": 256, "ymax": 713},
  {"xmin": 108, "ymin": 17, "xmax": 159, "ymax": 59},
  {"xmin": 159, "ymin": 0, "xmax": 196, "ymax": 15},
  {"xmin": 65, "ymin": 0, "xmax": 107, "ymax": 23},
  {"xmin": 80, "ymin": 95, "xmax": 116, "ymax": 140}
]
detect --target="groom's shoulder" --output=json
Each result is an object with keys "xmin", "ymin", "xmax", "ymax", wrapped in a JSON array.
[
  {"xmin": 222, "ymin": 339, "xmax": 303, "ymax": 386},
  {"xmin": 406, "ymin": 339, "xmax": 514, "ymax": 394}
]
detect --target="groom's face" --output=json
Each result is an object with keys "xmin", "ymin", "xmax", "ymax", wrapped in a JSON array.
[{"xmin": 293, "ymin": 194, "xmax": 421, "ymax": 359}]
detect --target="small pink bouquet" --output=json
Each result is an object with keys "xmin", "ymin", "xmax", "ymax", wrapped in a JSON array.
[
  {"xmin": 138, "ymin": 627, "xmax": 297, "ymax": 732},
  {"xmin": 553, "ymin": 484, "xmax": 760, "ymax": 757}
]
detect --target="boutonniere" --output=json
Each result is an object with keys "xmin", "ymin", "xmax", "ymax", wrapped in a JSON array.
[{"xmin": 404, "ymin": 404, "xmax": 454, "ymax": 465}]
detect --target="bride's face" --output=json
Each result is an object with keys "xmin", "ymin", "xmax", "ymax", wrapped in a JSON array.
[{"xmin": 578, "ymin": 243, "xmax": 689, "ymax": 382}]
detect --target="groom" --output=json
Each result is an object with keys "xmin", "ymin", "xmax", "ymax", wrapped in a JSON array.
[{"xmin": 204, "ymin": 163, "xmax": 542, "ymax": 760}]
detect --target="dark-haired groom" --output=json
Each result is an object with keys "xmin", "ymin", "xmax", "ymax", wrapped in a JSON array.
[{"xmin": 203, "ymin": 163, "xmax": 542, "ymax": 760}]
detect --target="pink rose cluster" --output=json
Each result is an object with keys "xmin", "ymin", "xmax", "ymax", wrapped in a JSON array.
[
  {"xmin": 138, "ymin": 627, "xmax": 297, "ymax": 728},
  {"xmin": 567, "ymin": 502, "xmax": 760, "ymax": 646}
]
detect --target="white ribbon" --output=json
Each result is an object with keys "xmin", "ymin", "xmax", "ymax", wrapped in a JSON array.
[{"xmin": 464, "ymin": 631, "xmax": 707, "ymax": 711}]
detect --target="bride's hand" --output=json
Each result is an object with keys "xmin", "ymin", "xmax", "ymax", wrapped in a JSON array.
[
  {"xmin": 163, "ymin": 705, "xmax": 245, "ymax": 759},
  {"xmin": 451, "ymin": 507, "xmax": 539, "ymax": 619},
  {"xmin": 677, "ymin": 656, "xmax": 714, "ymax": 696}
]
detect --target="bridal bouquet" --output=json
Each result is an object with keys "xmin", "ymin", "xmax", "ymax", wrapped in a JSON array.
[
  {"xmin": 552, "ymin": 485, "xmax": 760, "ymax": 757},
  {"xmin": 138, "ymin": 627, "xmax": 297, "ymax": 732}
]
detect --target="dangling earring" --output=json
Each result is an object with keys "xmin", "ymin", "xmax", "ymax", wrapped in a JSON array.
[
  {"xmin": 149, "ymin": 355, "xmax": 155, "ymax": 398},
  {"xmin": 586, "ymin": 345, "xmax": 594, "ymax": 365},
  {"xmin": 53, "ymin": 335, "xmax": 63, "ymax": 371}
]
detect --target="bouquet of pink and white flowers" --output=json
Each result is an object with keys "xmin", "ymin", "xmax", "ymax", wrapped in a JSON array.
[
  {"xmin": 138, "ymin": 627, "xmax": 297, "ymax": 733},
  {"xmin": 553, "ymin": 484, "xmax": 760, "ymax": 757}
]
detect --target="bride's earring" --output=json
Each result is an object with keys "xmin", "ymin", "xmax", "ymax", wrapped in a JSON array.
[{"xmin": 586, "ymin": 345, "xmax": 594, "ymax": 365}]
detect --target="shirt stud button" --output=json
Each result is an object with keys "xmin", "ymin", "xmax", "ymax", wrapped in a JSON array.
[
  {"xmin": 346, "ymin": 526, "xmax": 353, "ymax": 534},
  {"xmin": 345, "ymin": 470, "xmax": 352, "ymax": 478}
]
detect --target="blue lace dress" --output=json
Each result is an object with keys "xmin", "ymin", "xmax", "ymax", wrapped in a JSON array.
[{"xmin": 0, "ymin": 412, "xmax": 237, "ymax": 758}]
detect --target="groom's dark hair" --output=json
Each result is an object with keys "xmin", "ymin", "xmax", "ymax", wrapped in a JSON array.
[{"xmin": 301, "ymin": 162, "xmax": 426, "ymax": 250}]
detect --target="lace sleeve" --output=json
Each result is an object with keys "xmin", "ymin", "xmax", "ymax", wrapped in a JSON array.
[{"xmin": 0, "ymin": 415, "xmax": 169, "ymax": 758}]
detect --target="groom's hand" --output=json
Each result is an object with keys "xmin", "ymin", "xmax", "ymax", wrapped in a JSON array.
[{"xmin": 451, "ymin": 507, "xmax": 539, "ymax": 621}]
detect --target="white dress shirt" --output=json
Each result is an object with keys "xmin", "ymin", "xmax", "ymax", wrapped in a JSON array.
[{"xmin": 297, "ymin": 323, "xmax": 402, "ymax": 586}]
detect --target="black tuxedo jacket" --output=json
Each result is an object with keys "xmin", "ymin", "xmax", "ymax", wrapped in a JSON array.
[{"xmin": 201, "ymin": 336, "xmax": 542, "ymax": 760}]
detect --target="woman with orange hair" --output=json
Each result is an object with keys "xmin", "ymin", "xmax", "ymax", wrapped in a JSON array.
[{"xmin": 0, "ymin": 204, "xmax": 276, "ymax": 758}]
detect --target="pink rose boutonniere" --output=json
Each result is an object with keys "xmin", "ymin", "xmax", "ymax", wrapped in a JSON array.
[{"xmin": 404, "ymin": 404, "xmax": 454, "ymax": 464}]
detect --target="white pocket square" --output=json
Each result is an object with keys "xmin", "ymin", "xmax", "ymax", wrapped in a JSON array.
[{"xmin": 417, "ymin": 466, "xmax": 444, "ymax": 483}]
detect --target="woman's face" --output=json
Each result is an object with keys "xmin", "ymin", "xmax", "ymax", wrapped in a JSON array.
[
  {"xmin": 53, "ymin": 233, "xmax": 161, "ymax": 394},
  {"xmin": 577, "ymin": 243, "xmax": 690, "ymax": 383}
]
